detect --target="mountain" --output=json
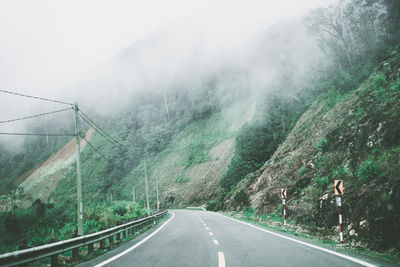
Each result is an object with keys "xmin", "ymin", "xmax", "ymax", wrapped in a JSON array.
[{"xmin": 226, "ymin": 50, "xmax": 400, "ymax": 251}]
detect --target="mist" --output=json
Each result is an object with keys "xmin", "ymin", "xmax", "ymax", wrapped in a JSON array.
[{"xmin": 0, "ymin": 0, "xmax": 338, "ymax": 149}]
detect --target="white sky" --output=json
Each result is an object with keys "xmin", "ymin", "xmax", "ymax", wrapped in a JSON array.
[{"xmin": 0, "ymin": 0, "xmax": 337, "ymax": 97}]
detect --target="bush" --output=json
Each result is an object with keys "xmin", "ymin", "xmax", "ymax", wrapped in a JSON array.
[
  {"xmin": 314, "ymin": 176, "xmax": 330, "ymax": 187},
  {"xmin": 112, "ymin": 203, "xmax": 127, "ymax": 216},
  {"xmin": 371, "ymin": 74, "xmax": 387, "ymax": 90},
  {"xmin": 234, "ymin": 190, "xmax": 249, "ymax": 206},
  {"xmin": 316, "ymin": 138, "xmax": 329, "ymax": 153},
  {"xmin": 206, "ymin": 200, "xmax": 221, "ymax": 211},
  {"xmin": 357, "ymin": 159, "xmax": 380, "ymax": 182}
]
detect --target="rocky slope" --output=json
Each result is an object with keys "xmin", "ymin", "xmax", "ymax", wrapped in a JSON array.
[{"xmin": 228, "ymin": 51, "xmax": 400, "ymax": 250}]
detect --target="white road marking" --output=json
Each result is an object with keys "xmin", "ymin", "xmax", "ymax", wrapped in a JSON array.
[
  {"xmin": 209, "ymin": 231, "xmax": 214, "ymax": 236},
  {"xmin": 218, "ymin": 252, "xmax": 226, "ymax": 267},
  {"xmin": 213, "ymin": 239, "xmax": 219, "ymax": 245},
  {"xmin": 94, "ymin": 212, "xmax": 175, "ymax": 267},
  {"xmin": 214, "ymin": 213, "xmax": 376, "ymax": 267},
  {"xmin": 205, "ymin": 227, "xmax": 210, "ymax": 231}
]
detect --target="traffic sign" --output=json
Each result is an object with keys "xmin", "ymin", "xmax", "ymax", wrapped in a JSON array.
[
  {"xmin": 334, "ymin": 180, "xmax": 343, "ymax": 196},
  {"xmin": 280, "ymin": 188, "xmax": 287, "ymax": 199}
]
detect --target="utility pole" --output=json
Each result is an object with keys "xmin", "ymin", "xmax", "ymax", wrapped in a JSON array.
[
  {"xmin": 156, "ymin": 181, "xmax": 159, "ymax": 212},
  {"xmin": 132, "ymin": 186, "xmax": 136, "ymax": 202},
  {"xmin": 144, "ymin": 156, "xmax": 150, "ymax": 215},
  {"xmin": 74, "ymin": 103, "xmax": 84, "ymax": 236}
]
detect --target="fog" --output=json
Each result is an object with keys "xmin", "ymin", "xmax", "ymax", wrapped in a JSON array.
[{"xmin": 0, "ymin": 0, "xmax": 338, "ymax": 147}]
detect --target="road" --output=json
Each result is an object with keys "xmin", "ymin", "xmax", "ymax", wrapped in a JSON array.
[{"xmin": 79, "ymin": 210, "xmax": 386, "ymax": 267}]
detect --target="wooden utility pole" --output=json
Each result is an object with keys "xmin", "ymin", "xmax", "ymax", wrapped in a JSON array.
[{"xmin": 74, "ymin": 103, "xmax": 83, "ymax": 236}]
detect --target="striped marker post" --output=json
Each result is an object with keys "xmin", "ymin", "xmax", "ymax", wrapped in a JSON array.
[
  {"xmin": 280, "ymin": 188, "xmax": 287, "ymax": 227},
  {"xmin": 282, "ymin": 198, "xmax": 287, "ymax": 226},
  {"xmin": 336, "ymin": 196, "xmax": 343, "ymax": 243}
]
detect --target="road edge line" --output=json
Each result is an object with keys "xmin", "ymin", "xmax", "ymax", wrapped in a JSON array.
[
  {"xmin": 214, "ymin": 212, "xmax": 376, "ymax": 267},
  {"xmin": 94, "ymin": 212, "xmax": 175, "ymax": 267}
]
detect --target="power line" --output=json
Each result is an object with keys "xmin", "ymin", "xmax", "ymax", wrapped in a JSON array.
[
  {"xmin": 81, "ymin": 135, "xmax": 112, "ymax": 162},
  {"xmin": 78, "ymin": 110, "xmax": 125, "ymax": 150},
  {"xmin": 0, "ymin": 132, "xmax": 74, "ymax": 137},
  {"xmin": 0, "ymin": 89, "xmax": 74, "ymax": 106},
  {"xmin": 78, "ymin": 113, "xmax": 123, "ymax": 150},
  {"xmin": 0, "ymin": 107, "xmax": 73, "ymax": 124},
  {"xmin": 78, "ymin": 109, "xmax": 124, "ymax": 149}
]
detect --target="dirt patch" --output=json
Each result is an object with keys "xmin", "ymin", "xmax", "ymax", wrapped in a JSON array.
[{"xmin": 12, "ymin": 128, "xmax": 95, "ymax": 208}]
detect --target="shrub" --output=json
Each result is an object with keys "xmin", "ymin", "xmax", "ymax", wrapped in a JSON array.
[
  {"xmin": 357, "ymin": 159, "xmax": 380, "ymax": 182},
  {"xmin": 112, "ymin": 203, "xmax": 127, "ymax": 216},
  {"xmin": 298, "ymin": 166, "xmax": 308, "ymax": 177},
  {"xmin": 316, "ymin": 138, "xmax": 329, "ymax": 153},
  {"xmin": 314, "ymin": 176, "xmax": 330, "ymax": 187},
  {"xmin": 206, "ymin": 200, "xmax": 221, "ymax": 211},
  {"xmin": 371, "ymin": 74, "xmax": 387, "ymax": 90},
  {"xmin": 234, "ymin": 190, "xmax": 249, "ymax": 206},
  {"xmin": 332, "ymin": 167, "xmax": 349, "ymax": 180},
  {"xmin": 174, "ymin": 175, "xmax": 189, "ymax": 183}
]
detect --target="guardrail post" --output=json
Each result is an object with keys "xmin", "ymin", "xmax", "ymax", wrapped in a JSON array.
[
  {"xmin": 116, "ymin": 232, "xmax": 120, "ymax": 242},
  {"xmin": 100, "ymin": 238, "xmax": 105, "ymax": 249},
  {"xmin": 51, "ymin": 254, "xmax": 59, "ymax": 267},
  {"xmin": 72, "ymin": 247, "xmax": 79, "ymax": 261},
  {"xmin": 88, "ymin": 243, "xmax": 94, "ymax": 254},
  {"xmin": 109, "ymin": 235, "xmax": 114, "ymax": 245}
]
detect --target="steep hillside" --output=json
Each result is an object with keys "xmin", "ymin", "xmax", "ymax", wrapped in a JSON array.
[
  {"xmin": 50, "ymin": 99, "xmax": 256, "ymax": 208},
  {"xmin": 0, "ymin": 129, "xmax": 94, "ymax": 211},
  {"xmin": 230, "ymin": 51, "xmax": 400, "ymax": 251}
]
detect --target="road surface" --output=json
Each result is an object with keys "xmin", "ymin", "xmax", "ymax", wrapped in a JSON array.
[{"xmin": 79, "ymin": 210, "xmax": 389, "ymax": 267}]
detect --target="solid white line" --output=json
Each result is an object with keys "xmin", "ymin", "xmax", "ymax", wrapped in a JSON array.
[
  {"xmin": 209, "ymin": 232, "xmax": 214, "ymax": 236},
  {"xmin": 213, "ymin": 239, "xmax": 220, "ymax": 245},
  {"xmin": 214, "ymin": 213, "xmax": 376, "ymax": 267},
  {"xmin": 94, "ymin": 212, "xmax": 175, "ymax": 267},
  {"xmin": 218, "ymin": 252, "xmax": 225, "ymax": 267}
]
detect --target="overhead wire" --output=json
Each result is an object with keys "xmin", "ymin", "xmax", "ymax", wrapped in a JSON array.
[
  {"xmin": 0, "ymin": 89, "xmax": 74, "ymax": 106},
  {"xmin": 0, "ymin": 107, "xmax": 73, "ymax": 124},
  {"xmin": 0, "ymin": 132, "xmax": 74, "ymax": 137},
  {"xmin": 80, "ymin": 134, "xmax": 113, "ymax": 162},
  {"xmin": 78, "ymin": 109, "xmax": 125, "ymax": 149},
  {"xmin": 78, "ymin": 113, "xmax": 123, "ymax": 150},
  {"xmin": 78, "ymin": 110, "xmax": 126, "ymax": 151}
]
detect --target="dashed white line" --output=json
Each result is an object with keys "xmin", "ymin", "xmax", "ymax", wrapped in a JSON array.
[
  {"xmin": 213, "ymin": 239, "xmax": 220, "ymax": 245},
  {"xmin": 218, "ymin": 252, "xmax": 226, "ymax": 267},
  {"xmin": 205, "ymin": 227, "xmax": 210, "ymax": 231},
  {"xmin": 94, "ymin": 212, "xmax": 175, "ymax": 267},
  {"xmin": 209, "ymin": 232, "xmax": 214, "ymax": 236}
]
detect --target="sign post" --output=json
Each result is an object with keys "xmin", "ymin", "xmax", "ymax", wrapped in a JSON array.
[
  {"xmin": 281, "ymin": 188, "xmax": 287, "ymax": 226},
  {"xmin": 334, "ymin": 180, "xmax": 344, "ymax": 244}
]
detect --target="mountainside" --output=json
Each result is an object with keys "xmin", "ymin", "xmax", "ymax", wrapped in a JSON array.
[{"xmin": 227, "ymin": 51, "xmax": 400, "ymax": 251}]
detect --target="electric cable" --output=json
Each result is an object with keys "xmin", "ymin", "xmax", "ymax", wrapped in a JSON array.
[
  {"xmin": 0, "ymin": 132, "xmax": 74, "ymax": 137},
  {"xmin": 81, "ymin": 135, "xmax": 113, "ymax": 162},
  {"xmin": 0, "ymin": 89, "xmax": 74, "ymax": 106},
  {"xmin": 0, "ymin": 107, "xmax": 73, "ymax": 124},
  {"xmin": 78, "ymin": 110, "xmax": 125, "ymax": 149}
]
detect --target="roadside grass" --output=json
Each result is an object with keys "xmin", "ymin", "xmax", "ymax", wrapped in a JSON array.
[{"xmin": 221, "ymin": 211, "xmax": 400, "ymax": 265}]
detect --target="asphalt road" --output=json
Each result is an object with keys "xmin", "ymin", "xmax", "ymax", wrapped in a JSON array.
[{"xmin": 79, "ymin": 210, "xmax": 390, "ymax": 267}]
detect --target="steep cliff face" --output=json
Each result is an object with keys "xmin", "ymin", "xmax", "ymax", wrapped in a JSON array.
[{"xmin": 233, "ymin": 52, "xmax": 400, "ymax": 249}]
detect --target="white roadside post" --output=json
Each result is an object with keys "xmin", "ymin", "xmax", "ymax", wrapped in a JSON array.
[
  {"xmin": 334, "ymin": 180, "xmax": 344, "ymax": 244},
  {"xmin": 281, "ymin": 188, "xmax": 287, "ymax": 226}
]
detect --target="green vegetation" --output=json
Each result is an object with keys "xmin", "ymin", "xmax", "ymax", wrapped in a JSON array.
[{"xmin": 0, "ymin": 200, "xmax": 148, "ymax": 254}]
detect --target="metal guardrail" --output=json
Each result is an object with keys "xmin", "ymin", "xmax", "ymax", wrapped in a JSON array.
[{"xmin": 0, "ymin": 210, "xmax": 168, "ymax": 267}]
